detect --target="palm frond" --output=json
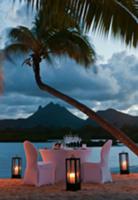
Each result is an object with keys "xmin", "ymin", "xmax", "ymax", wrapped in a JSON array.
[
  {"xmin": 117, "ymin": 0, "xmax": 138, "ymax": 18},
  {"xmin": 79, "ymin": 0, "xmax": 138, "ymax": 47},
  {"xmin": 13, "ymin": 0, "xmax": 41, "ymax": 10},
  {"xmin": 4, "ymin": 43, "xmax": 31, "ymax": 63},
  {"xmin": 15, "ymin": 0, "xmax": 138, "ymax": 47},
  {"xmin": 9, "ymin": 26, "xmax": 41, "ymax": 52},
  {"xmin": 46, "ymin": 29, "xmax": 95, "ymax": 67},
  {"xmin": 33, "ymin": 0, "xmax": 80, "ymax": 40},
  {"xmin": 4, "ymin": 43, "xmax": 30, "ymax": 53},
  {"xmin": 42, "ymin": 52, "xmax": 53, "ymax": 64}
]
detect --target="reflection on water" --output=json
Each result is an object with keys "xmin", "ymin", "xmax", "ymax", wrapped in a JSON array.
[{"xmin": 0, "ymin": 142, "xmax": 137, "ymax": 178}]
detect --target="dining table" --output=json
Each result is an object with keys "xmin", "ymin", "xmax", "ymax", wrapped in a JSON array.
[{"xmin": 39, "ymin": 147, "xmax": 91, "ymax": 182}]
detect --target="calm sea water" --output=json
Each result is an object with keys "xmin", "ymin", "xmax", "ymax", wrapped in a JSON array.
[{"xmin": 0, "ymin": 142, "xmax": 137, "ymax": 178}]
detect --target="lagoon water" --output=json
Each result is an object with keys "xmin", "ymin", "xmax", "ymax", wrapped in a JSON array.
[{"xmin": 0, "ymin": 142, "xmax": 137, "ymax": 178}]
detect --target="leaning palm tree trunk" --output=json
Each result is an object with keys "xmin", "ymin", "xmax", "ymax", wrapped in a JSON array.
[{"xmin": 33, "ymin": 62, "xmax": 138, "ymax": 156}]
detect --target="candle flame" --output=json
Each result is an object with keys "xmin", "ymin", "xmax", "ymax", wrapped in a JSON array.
[
  {"xmin": 122, "ymin": 160, "xmax": 127, "ymax": 170},
  {"xmin": 14, "ymin": 165, "xmax": 19, "ymax": 175},
  {"xmin": 68, "ymin": 172, "xmax": 75, "ymax": 184}
]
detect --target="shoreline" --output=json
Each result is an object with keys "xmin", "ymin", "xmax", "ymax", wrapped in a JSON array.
[{"xmin": 0, "ymin": 140, "xmax": 132, "ymax": 147}]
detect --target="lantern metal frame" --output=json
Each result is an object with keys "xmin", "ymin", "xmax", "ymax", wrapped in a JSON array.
[
  {"xmin": 11, "ymin": 156, "xmax": 22, "ymax": 178},
  {"xmin": 119, "ymin": 152, "xmax": 130, "ymax": 174},
  {"xmin": 66, "ymin": 157, "xmax": 81, "ymax": 191}
]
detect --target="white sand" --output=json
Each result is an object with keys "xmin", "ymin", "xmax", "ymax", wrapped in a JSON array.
[{"xmin": 0, "ymin": 174, "xmax": 138, "ymax": 200}]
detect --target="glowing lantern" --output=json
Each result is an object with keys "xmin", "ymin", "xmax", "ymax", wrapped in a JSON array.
[
  {"xmin": 66, "ymin": 157, "xmax": 81, "ymax": 191},
  {"xmin": 119, "ymin": 152, "xmax": 129, "ymax": 174},
  {"xmin": 11, "ymin": 156, "xmax": 22, "ymax": 178}
]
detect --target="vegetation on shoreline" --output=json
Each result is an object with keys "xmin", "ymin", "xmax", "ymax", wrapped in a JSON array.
[{"xmin": 0, "ymin": 125, "xmax": 138, "ymax": 144}]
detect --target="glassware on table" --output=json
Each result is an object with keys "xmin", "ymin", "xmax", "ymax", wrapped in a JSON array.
[{"xmin": 82, "ymin": 143, "xmax": 87, "ymax": 149}]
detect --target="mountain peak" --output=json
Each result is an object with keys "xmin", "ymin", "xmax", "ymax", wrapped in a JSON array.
[
  {"xmin": 35, "ymin": 102, "xmax": 65, "ymax": 114},
  {"xmin": 105, "ymin": 108, "xmax": 116, "ymax": 112},
  {"xmin": 0, "ymin": 102, "xmax": 138, "ymax": 130},
  {"xmin": 27, "ymin": 102, "xmax": 84, "ymax": 128},
  {"xmin": 45, "ymin": 102, "xmax": 64, "ymax": 109}
]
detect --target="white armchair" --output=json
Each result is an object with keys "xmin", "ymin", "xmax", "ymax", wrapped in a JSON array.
[
  {"xmin": 81, "ymin": 140, "xmax": 112, "ymax": 183},
  {"xmin": 23, "ymin": 141, "xmax": 55, "ymax": 186}
]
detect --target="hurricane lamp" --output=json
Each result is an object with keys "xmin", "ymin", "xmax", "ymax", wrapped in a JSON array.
[
  {"xmin": 11, "ymin": 156, "xmax": 22, "ymax": 178},
  {"xmin": 66, "ymin": 157, "xmax": 81, "ymax": 191},
  {"xmin": 119, "ymin": 152, "xmax": 129, "ymax": 174}
]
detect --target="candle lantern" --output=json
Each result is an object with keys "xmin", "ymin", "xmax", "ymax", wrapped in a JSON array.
[
  {"xmin": 11, "ymin": 156, "xmax": 22, "ymax": 178},
  {"xmin": 119, "ymin": 152, "xmax": 129, "ymax": 174},
  {"xmin": 66, "ymin": 157, "xmax": 81, "ymax": 191}
]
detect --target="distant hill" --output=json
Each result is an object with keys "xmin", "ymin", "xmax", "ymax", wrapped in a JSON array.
[
  {"xmin": 0, "ymin": 102, "xmax": 85, "ymax": 129},
  {"xmin": 26, "ymin": 102, "xmax": 84, "ymax": 128},
  {"xmin": 86, "ymin": 108, "xmax": 138, "ymax": 128},
  {"xmin": 0, "ymin": 102, "xmax": 138, "ymax": 130}
]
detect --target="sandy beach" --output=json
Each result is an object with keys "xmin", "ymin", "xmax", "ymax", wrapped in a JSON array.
[{"xmin": 0, "ymin": 173, "xmax": 138, "ymax": 200}]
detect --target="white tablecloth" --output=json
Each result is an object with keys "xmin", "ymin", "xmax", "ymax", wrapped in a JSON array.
[{"xmin": 39, "ymin": 148, "xmax": 91, "ymax": 182}]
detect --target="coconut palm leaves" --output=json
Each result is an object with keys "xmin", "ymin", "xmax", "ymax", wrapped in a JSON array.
[
  {"xmin": 4, "ymin": 25, "xmax": 95, "ymax": 67},
  {"xmin": 14, "ymin": 0, "xmax": 138, "ymax": 47},
  {"xmin": 46, "ymin": 29, "xmax": 95, "ymax": 66},
  {"xmin": 81, "ymin": 0, "xmax": 138, "ymax": 47}
]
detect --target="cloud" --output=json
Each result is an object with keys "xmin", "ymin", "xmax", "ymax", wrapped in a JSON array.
[
  {"xmin": 0, "ymin": 51, "xmax": 138, "ymax": 119},
  {"xmin": 0, "ymin": 1, "xmax": 34, "ymax": 48}
]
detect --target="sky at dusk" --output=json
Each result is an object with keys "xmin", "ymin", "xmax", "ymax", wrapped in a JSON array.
[{"xmin": 0, "ymin": 0, "xmax": 138, "ymax": 120}]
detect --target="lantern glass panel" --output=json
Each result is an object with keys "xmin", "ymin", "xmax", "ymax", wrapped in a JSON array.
[
  {"xmin": 119, "ymin": 152, "xmax": 129, "ymax": 174},
  {"xmin": 66, "ymin": 157, "xmax": 81, "ymax": 191},
  {"xmin": 12, "ymin": 156, "xmax": 22, "ymax": 178}
]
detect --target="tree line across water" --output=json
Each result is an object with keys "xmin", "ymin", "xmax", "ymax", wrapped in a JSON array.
[{"xmin": 0, "ymin": 125, "xmax": 138, "ymax": 145}]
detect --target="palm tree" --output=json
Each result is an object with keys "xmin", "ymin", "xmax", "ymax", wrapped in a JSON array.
[
  {"xmin": 4, "ymin": 30, "xmax": 138, "ymax": 156},
  {"xmin": 6, "ymin": 0, "xmax": 138, "ymax": 155}
]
